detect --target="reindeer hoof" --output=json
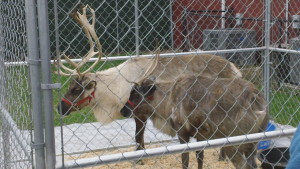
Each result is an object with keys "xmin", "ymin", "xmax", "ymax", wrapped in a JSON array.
[
  {"xmin": 218, "ymin": 152, "xmax": 227, "ymax": 161},
  {"xmin": 135, "ymin": 160, "xmax": 144, "ymax": 165},
  {"xmin": 218, "ymin": 156, "xmax": 226, "ymax": 161}
]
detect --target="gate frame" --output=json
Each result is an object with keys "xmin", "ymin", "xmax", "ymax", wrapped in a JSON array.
[{"xmin": 20, "ymin": 0, "xmax": 299, "ymax": 168}]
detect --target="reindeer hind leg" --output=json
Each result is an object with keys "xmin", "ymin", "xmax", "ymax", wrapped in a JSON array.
[{"xmin": 223, "ymin": 146, "xmax": 252, "ymax": 169}]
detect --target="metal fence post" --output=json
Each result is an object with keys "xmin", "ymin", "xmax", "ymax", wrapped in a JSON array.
[
  {"xmin": 0, "ymin": 3, "xmax": 10, "ymax": 167},
  {"xmin": 134, "ymin": 0, "xmax": 140, "ymax": 56},
  {"xmin": 25, "ymin": 0, "xmax": 46, "ymax": 169},
  {"xmin": 37, "ymin": 0, "xmax": 56, "ymax": 168},
  {"xmin": 264, "ymin": 0, "xmax": 271, "ymax": 104},
  {"xmin": 0, "ymin": 59, "xmax": 10, "ymax": 169}
]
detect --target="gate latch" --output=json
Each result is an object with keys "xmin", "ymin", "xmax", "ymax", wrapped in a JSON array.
[{"xmin": 41, "ymin": 83, "xmax": 61, "ymax": 90}]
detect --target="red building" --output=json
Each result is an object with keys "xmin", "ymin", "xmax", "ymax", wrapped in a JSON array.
[{"xmin": 172, "ymin": 0, "xmax": 300, "ymax": 50}]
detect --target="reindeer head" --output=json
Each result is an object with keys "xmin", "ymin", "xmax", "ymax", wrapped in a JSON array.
[
  {"xmin": 56, "ymin": 5, "xmax": 161, "ymax": 119},
  {"xmin": 120, "ymin": 78, "xmax": 157, "ymax": 118},
  {"xmin": 59, "ymin": 74, "xmax": 97, "ymax": 115},
  {"xmin": 55, "ymin": 5, "xmax": 102, "ymax": 116}
]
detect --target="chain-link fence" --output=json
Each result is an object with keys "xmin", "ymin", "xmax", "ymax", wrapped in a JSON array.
[
  {"xmin": 0, "ymin": 0, "xmax": 33, "ymax": 169},
  {"xmin": 1, "ymin": 0, "xmax": 300, "ymax": 169}
]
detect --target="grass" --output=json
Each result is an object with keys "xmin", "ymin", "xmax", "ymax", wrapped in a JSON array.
[
  {"xmin": 55, "ymin": 65, "xmax": 300, "ymax": 128},
  {"xmin": 4, "ymin": 65, "xmax": 33, "ymax": 130},
  {"xmin": 5, "ymin": 60, "xmax": 300, "ymax": 128},
  {"xmin": 270, "ymin": 90, "xmax": 300, "ymax": 127}
]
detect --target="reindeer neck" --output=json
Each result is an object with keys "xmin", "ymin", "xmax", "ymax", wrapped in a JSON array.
[
  {"xmin": 94, "ymin": 59, "xmax": 153, "ymax": 104},
  {"xmin": 118, "ymin": 58, "xmax": 156, "ymax": 82}
]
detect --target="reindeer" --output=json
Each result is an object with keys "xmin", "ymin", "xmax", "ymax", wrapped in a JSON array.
[
  {"xmin": 55, "ymin": 4, "xmax": 242, "ymax": 163},
  {"xmin": 55, "ymin": 5, "xmax": 241, "ymax": 163},
  {"xmin": 120, "ymin": 75, "xmax": 269, "ymax": 169}
]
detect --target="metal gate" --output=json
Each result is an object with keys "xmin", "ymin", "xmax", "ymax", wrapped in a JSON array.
[{"xmin": 0, "ymin": 0, "xmax": 299, "ymax": 168}]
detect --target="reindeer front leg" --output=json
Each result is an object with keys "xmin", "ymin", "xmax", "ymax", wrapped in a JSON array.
[
  {"xmin": 218, "ymin": 148, "xmax": 227, "ymax": 161},
  {"xmin": 178, "ymin": 130, "xmax": 190, "ymax": 169},
  {"xmin": 134, "ymin": 116, "xmax": 147, "ymax": 165},
  {"xmin": 195, "ymin": 150, "xmax": 204, "ymax": 169}
]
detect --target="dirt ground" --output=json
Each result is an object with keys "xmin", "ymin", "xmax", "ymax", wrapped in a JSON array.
[{"xmin": 66, "ymin": 145, "xmax": 262, "ymax": 169}]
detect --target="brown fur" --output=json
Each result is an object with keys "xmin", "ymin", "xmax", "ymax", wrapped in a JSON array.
[
  {"xmin": 121, "ymin": 75, "xmax": 269, "ymax": 169},
  {"xmin": 59, "ymin": 54, "xmax": 243, "ymax": 166},
  {"xmin": 59, "ymin": 54, "xmax": 242, "ymax": 124}
]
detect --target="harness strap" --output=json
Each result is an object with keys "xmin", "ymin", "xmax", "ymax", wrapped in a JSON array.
[
  {"xmin": 126, "ymin": 95, "xmax": 154, "ymax": 109},
  {"xmin": 76, "ymin": 91, "xmax": 95, "ymax": 106},
  {"xmin": 127, "ymin": 100, "xmax": 136, "ymax": 108},
  {"xmin": 61, "ymin": 98, "xmax": 72, "ymax": 105},
  {"xmin": 61, "ymin": 90, "xmax": 95, "ymax": 107}
]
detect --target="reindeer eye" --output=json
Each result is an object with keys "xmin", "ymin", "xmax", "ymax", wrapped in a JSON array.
[
  {"xmin": 85, "ymin": 81, "xmax": 96, "ymax": 90},
  {"xmin": 72, "ymin": 88, "xmax": 82, "ymax": 94},
  {"xmin": 86, "ymin": 84, "xmax": 93, "ymax": 89}
]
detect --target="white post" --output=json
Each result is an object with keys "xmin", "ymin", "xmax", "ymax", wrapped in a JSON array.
[
  {"xmin": 285, "ymin": 0, "xmax": 289, "ymax": 46},
  {"xmin": 221, "ymin": 0, "xmax": 226, "ymax": 29}
]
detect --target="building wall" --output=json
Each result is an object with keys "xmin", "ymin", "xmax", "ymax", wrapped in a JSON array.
[{"xmin": 172, "ymin": 0, "xmax": 300, "ymax": 50}]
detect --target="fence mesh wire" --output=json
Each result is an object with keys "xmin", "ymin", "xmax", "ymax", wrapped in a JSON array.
[
  {"xmin": 0, "ymin": 0, "xmax": 32, "ymax": 169},
  {"xmin": 0, "ymin": 0, "xmax": 300, "ymax": 169},
  {"xmin": 48, "ymin": 1, "xmax": 300, "ymax": 169}
]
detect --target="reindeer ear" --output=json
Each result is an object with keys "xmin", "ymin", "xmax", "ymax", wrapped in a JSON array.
[
  {"xmin": 85, "ymin": 81, "xmax": 96, "ymax": 90},
  {"xmin": 139, "ymin": 83, "xmax": 156, "ymax": 97},
  {"xmin": 141, "ymin": 76, "xmax": 156, "ymax": 86},
  {"xmin": 141, "ymin": 76, "xmax": 156, "ymax": 96},
  {"xmin": 148, "ymin": 76, "xmax": 156, "ymax": 82},
  {"xmin": 145, "ymin": 85, "xmax": 156, "ymax": 97}
]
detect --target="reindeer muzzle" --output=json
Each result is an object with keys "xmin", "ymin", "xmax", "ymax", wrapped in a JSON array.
[
  {"xmin": 58, "ymin": 91, "xmax": 95, "ymax": 115},
  {"xmin": 58, "ymin": 101, "xmax": 73, "ymax": 116}
]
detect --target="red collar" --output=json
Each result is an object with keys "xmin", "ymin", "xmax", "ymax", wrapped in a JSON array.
[
  {"xmin": 62, "ymin": 90, "xmax": 95, "ymax": 107},
  {"xmin": 127, "ymin": 95, "xmax": 154, "ymax": 109}
]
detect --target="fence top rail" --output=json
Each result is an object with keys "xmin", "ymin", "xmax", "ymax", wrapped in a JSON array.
[
  {"xmin": 4, "ymin": 47, "xmax": 266, "ymax": 67},
  {"xmin": 269, "ymin": 47, "xmax": 300, "ymax": 55},
  {"xmin": 55, "ymin": 128, "xmax": 296, "ymax": 169}
]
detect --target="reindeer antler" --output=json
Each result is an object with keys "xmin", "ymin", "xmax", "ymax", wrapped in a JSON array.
[
  {"xmin": 54, "ymin": 5, "xmax": 102, "ymax": 76},
  {"xmin": 137, "ymin": 39, "xmax": 160, "ymax": 84}
]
